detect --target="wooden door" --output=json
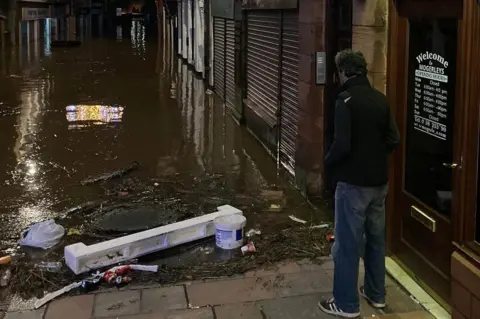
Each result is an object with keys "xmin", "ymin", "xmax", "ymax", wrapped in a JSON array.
[{"xmin": 389, "ymin": 13, "xmax": 464, "ymax": 305}]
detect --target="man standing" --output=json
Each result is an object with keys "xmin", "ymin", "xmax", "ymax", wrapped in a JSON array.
[{"xmin": 318, "ymin": 50, "xmax": 400, "ymax": 318}]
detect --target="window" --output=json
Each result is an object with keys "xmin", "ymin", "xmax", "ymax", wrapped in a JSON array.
[{"xmin": 404, "ymin": 18, "xmax": 458, "ymax": 216}]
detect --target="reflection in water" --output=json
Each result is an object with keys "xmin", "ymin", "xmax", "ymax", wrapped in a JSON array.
[
  {"xmin": 44, "ymin": 19, "xmax": 52, "ymax": 56},
  {"xmin": 65, "ymin": 105, "xmax": 124, "ymax": 128},
  {"xmin": 13, "ymin": 75, "xmax": 53, "ymax": 223},
  {"xmin": 116, "ymin": 26, "xmax": 123, "ymax": 41},
  {"xmin": 131, "ymin": 19, "xmax": 146, "ymax": 55}
]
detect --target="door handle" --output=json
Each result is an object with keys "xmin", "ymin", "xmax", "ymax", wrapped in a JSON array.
[{"xmin": 443, "ymin": 163, "xmax": 459, "ymax": 169}]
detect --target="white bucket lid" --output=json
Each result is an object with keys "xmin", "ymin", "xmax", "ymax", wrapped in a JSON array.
[{"xmin": 214, "ymin": 214, "xmax": 247, "ymax": 230}]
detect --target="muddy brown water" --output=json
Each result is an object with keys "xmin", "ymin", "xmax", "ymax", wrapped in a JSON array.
[{"xmin": 0, "ymin": 21, "xmax": 331, "ymax": 265}]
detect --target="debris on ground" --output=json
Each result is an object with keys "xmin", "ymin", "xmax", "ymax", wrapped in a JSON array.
[
  {"xmin": 34, "ymin": 281, "xmax": 82, "ymax": 309},
  {"xmin": 289, "ymin": 215, "xmax": 307, "ymax": 224},
  {"xmin": 241, "ymin": 242, "xmax": 256, "ymax": 255},
  {"xmin": 80, "ymin": 161, "xmax": 140, "ymax": 185},
  {"xmin": 268, "ymin": 204, "xmax": 282, "ymax": 212},
  {"xmin": 18, "ymin": 220, "xmax": 65, "ymax": 250},
  {"xmin": 33, "ymin": 264, "xmax": 158, "ymax": 309},
  {"xmin": 0, "ymin": 170, "xmax": 333, "ymax": 302},
  {"xmin": 0, "ymin": 269, "xmax": 11, "ymax": 287},
  {"xmin": 260, "ymin": 190, "xmax": 284, "ymax": 201},
  {"xmin": 310, "ymin": 223, "xmax": 330, "ymax": 229},
  {"xmin": 0, "ymin": 256, "xmax": 11, "ymax": 265},
  {"xmin": 326, "ymin": 234, "xmax": 335, "ymax": 243},
  {"xmin": 4, "ymin": 226, "xmax": 332, "ymax": 300},
  {"xmin": 246, "ymin": 229, "xmax": 261, "ymax": 237},
  {"xmin": 67, "ymin": 228, "xmax": 82, "ymax": 236},
  {"xmin": 34, "ymin": 262, "xmax": 62, "ymax": 272},
  {"xmin": 58, "ymin": 201, "xmax": 101, "ymax": 220}
]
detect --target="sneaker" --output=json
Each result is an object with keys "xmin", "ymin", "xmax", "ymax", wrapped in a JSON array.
[
  {"xmin": 317, "ymin": 298, "xmax": 360, "ymax": 318},
  {"xmin": 359, "ymin": 286, "xmax": 386, "ymax": 308}
]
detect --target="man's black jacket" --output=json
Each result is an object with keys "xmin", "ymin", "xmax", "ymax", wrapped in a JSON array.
[{"xmin": 324, "ymin": 76, "xmax": 400, "ymax": 187}]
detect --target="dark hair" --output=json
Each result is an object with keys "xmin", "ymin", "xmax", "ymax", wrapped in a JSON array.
[{"xmin": 335, "ymin": 49, "xmax": 368, "ymax": 77}]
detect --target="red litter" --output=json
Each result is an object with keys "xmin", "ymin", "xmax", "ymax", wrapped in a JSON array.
[
  {"xmin": 326, "ymin": 234, "xmax": 335, "ymax": 243},
  {"xmin": 241, "ymin": 242, "xmax": 256, "ymax": 255}
]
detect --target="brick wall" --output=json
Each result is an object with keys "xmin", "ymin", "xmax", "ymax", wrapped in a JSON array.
[
  {"xmin": 451, "ymin": 251, "xmax": 480, "ymax": 319},
  {"xmin": 352, "ymin": 0, "xmax": 388, "ymax": 93}
]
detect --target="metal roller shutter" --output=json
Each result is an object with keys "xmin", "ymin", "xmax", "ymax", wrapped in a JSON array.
[
  {"xmin": 213, "ymin": 18, "xmax": 225, "ymax": 100},
  {"xmin": 246, "ymin": 11, "xmax": 281, "ymax": 127},
  {"xmin": 225, "ymin": 19, "xmax": 236, "ymax": 110},
  {"xmin": 279, "ymin": 11, "xmax": 299, "ymax": 175}
]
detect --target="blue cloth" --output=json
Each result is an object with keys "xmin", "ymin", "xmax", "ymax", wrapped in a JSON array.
[{"xmin": 332, "ymin": 182, "xmax": 388, "ymax": 313}]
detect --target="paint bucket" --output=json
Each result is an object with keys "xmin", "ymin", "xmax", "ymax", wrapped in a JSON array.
[{"xmin": 214, "ymin": 215, "xmax": 247, "ymax": 250}]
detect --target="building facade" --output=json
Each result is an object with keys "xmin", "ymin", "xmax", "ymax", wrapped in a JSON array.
[
  {"xmin": 167, "ymin": 0, "xmax": 480, "ymax": 315},
  {"xmin": 17, "ymin": 1, "xmax": 51, "ymax": 45}
]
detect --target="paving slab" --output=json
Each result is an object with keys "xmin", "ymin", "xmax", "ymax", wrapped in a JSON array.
[
  {"xmin": 257, "ymin": 294, "xmax": 331, "ymax": 319},
  {"xmin": 141, "ymin": 286, "xmax": 187, "ymax": 313},
  {"xmin": 244, "ymin": 261, "xmax": 303, "ymax": 277},
  {"xmin": 93, "ymin": 290, "xmax": 141, "ymax": 318},
  {"xmin": 166, "ymin": 308, "xmax": 214, "ymax": 319},
  {"xmin": 103, "ymin": 314, "xmax": 164, "ymax": 319},
  {"xmin": 274, "ymin": 271, "xmax": 333, "ymax": 297},
  {"xmin": 44, "ymin": 295, "xmax": 94, "ymax": 319},
  {"xmin": 4, "ymin": 310, "xmax": 44, "ymax": 319},
  {"xmin": 258, "ymin": 293, "xmax": 380, "ymax": 319},
  {"xmin": 369, "ymin": 311, "xmax": 434, "ymax": 319},
  {"xmin": 214, "ymin": 302, "xmax": 263, "ymax": 319},
  {"xmin": 324, "ymin": 268, "xmax": 396, "ymax": 287},
  {"xmin": 383, "ymin": 285, "xmax": 425, "ymax": 314},
  {"xmin": 186, "ymin": 277, "xmax": 276, "ymax": 307},
  {"xmin": 319, "ymin": 259, "xmax": 335, "ymax": 270}
]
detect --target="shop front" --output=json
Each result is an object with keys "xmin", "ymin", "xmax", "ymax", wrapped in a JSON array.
[
  {"xmin": 177, "ymin": 0, "xmax": 193, "ymax": 64},
  {"xmin": 387, "ymin": 0, "xmax": 480, "ymax": 316},
  {"xmin": 211, "ymin": 0, "xmax": 242, "ymax": 119},
  {"xmin": 18, "ymin": 1, "xmax": 51, "ymax": 45},
  {"xmin": 241, "ymin": 0, "xmax": 300, "ymax": 175}
]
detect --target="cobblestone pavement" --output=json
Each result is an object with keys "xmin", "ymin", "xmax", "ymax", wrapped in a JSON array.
[{"xmin": 2, "ymin": 258, "xmax": 434, "ymax": 319}]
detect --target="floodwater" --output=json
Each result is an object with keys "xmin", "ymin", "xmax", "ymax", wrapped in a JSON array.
[{"xmin": 0, "ymin": 19, "xmax": 330, "ymax": 261}]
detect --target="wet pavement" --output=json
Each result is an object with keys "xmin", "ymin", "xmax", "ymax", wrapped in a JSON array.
[
  {"xmin": 0, "ymin": 19, "xmax": 330, "ymax": 262},
  {"xmin": 3, "ymin": 258, "xmax": 434, "ymax": 319}
]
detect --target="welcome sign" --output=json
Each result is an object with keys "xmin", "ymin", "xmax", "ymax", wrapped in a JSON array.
[{"xmin": 411, "ymin": 50, "xmax": 451, "ymax": 141}]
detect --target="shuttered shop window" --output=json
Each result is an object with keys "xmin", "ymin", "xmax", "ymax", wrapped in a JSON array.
[
  {"xmin": 225, "ymin": 20, "xmax": 236, "ymax": 109},
  {"xmin": 246, "ymin": 11, "xmax": 281, "ymax": 127},
  {"xmin": 214, "ymin": 18, "xmax": 225, "ymax": 100},
  {"xmin": 279, "ymin": 11, "xmax": 299, "ymax": 174}
]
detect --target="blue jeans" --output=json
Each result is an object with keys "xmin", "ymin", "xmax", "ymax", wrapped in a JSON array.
[{"xmin": 332, "ymin": 182, "xmax": 388, "ymax": 313}]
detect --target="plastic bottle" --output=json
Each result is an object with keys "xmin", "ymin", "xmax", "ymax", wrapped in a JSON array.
[
  {"xmin": 34, "ymin": 262, "xmax": 62, "ymax": 272},
  {"xmin": 0, "ymin": 269, "xmax": 12, "ymax": 287},
  {"xmin": 0, "ymin": 254, "xmax": 24, "ymax": 265},
  {"xmin": 0, "ymin": 256, "xmax": 12, "ymax": 265}
]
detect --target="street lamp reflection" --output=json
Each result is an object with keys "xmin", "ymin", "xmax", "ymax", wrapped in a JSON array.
[{"xmin": 65, "ymin": 105, "xmax": 124, "ymax": 129}]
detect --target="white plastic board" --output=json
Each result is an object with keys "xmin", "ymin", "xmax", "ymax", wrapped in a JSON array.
[{"xmin": 65, "ymin": 205, "xmax": 242, "ymax": 274}]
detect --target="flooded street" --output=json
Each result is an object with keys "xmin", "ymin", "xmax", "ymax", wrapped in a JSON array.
[{"xmin": 0, "ymin": 20, "xmax": 329, "ymax": 260}]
